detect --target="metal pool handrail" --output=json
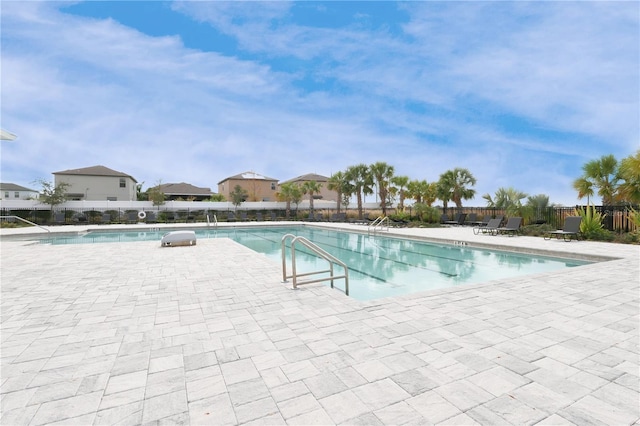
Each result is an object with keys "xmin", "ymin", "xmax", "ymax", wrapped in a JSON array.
[
  {"xmin": 0, "ymin": 215, "xmax": 51, "ymax": 233},
  {"xmin": 281, "ymin": 233, "xmax": 349, "ymax": 295},
  {"xmin": 368, "ymin": 215, "xmax": 389, "ymax": 234}
]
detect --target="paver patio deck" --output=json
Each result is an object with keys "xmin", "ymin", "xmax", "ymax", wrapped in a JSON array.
[{"xmin": 1, "ymin": 222, "xmax": 638, "ymax": 425}]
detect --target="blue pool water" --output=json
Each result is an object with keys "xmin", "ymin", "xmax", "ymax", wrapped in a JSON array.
[{"xmin": 36, "ymin": 226, "xmax": 589, "ymax": 301}]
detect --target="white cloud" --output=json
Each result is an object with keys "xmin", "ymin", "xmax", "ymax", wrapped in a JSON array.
[{"xmin": 1, "ymin": 1, "xmax": 637, "ymax": 207}]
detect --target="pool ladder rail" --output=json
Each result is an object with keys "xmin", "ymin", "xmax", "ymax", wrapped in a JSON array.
[
  {"xmin": 281, "ymin": 234, "xmax": 350, "ymax": 296},
  {"xmin": 368, "ymin": 216, "xmax": 390, "ymax": 234}
]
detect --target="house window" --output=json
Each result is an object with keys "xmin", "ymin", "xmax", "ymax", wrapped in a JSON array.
[
  {"xmin": 119, "ymin": 178, "xmax": 126, "ymax": 188},
  {"xmin": 14, "ymin": 192, "xmax": 19, "ymax": 198},
  {"xmin": 271, "ymin": 183, "xmax": 276, "ymax": 190},
  {"xmin": 4, "ymin": 192, "xmax": 8, "ymax": 198}
]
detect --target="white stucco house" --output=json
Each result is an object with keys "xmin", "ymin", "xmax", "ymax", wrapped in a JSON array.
[
  {"xmin": 0, "ymin": 183, "xmax": 39, "ymax": 200},
  {"xmin": 53, "ymin": 165, "xmax": 138, "ymax": 201}
]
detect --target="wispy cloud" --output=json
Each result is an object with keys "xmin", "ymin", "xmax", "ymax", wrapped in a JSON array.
[{"xmin": 1, "ymin": 1, "xmax": 637, "ymax": 205}]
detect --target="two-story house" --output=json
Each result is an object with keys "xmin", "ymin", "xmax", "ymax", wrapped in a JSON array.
[
  {"xmin": 218, "ymin": 171, "xmax": 278, "ymax": 202},
  {"xmin": 53, "ymin": 165, "xmax": 138, "ymax": 201},
  {"xmin": 0, "ymin": 183, "xmax": 39, "ymax": 200}
]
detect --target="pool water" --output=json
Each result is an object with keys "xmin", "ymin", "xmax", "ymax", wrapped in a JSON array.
[{"xmin": 36, "ymin": 226, "xmax": 589, "ymax": 301}]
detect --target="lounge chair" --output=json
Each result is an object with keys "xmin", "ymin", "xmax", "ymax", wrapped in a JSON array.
[
  {"xmin": 544, "ymin": 216, "xmax": 582, "ymax": 241},
  {"xmin": 464, "ymin": 213, "xmax": 479, "ymax": 226},
  {"xmin": 496, "ymin": 217, "xmax": 522, "ymax": 236},
  {"xmin": 444, "ymin": 213, "xmax": 467, "ymax": 226},
  {"xmin": 256, "ymin": 212, "xmax": 263, "ymax": 221},
  {"xmin": 473, "ymin": 218, "xmax": 502, "ymax": 235}
]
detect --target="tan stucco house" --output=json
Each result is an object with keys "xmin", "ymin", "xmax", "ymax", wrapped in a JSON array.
[
  {"xmin": 53, "ymin": 165, "xmax": 138, "ymax": 201},
  {"xmin": 218, "ymin": 171, "xmax": 278, "ymax": 202},
  {"xmin": 279, "ymin": 173, "xmax": 337, "ymax": 202}
]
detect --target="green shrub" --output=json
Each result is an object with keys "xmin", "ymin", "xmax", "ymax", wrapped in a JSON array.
[
  {"xmin": 412, "ymin": 203, "xmax": 441, "ymax": 223},
  {"xmin": 575, "ymin": 204, "xmax": 606, "ymax": 239}
]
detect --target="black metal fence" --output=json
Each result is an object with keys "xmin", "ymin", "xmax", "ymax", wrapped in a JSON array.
[
  {"xmin": 441, "ymin": 205, "xmax": 638, "ymax": 233},
  {"xmin": 2, "ymin": 204, "xmax": 638, "ymax": 233}
]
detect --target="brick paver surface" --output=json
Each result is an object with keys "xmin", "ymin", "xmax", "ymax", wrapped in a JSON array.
[{"xmin": 1, "ymin": 223, "xmax": 638, "ymax": 425}]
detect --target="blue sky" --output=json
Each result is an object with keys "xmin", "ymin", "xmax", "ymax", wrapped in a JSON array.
[{"xmin": 1, "ymin": 1, "xmax": 638, "ymax": 206}]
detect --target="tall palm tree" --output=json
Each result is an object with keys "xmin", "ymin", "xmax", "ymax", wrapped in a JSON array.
[
  {"xmin": 301, "ymin": 180, "xmax": 322, "ymax": 218},
  {"xmin": 407, "ymin": 179, "xmax": 437, "ymax": 206},
  {"xmin": 277, "ymin": 182, "xmax": 302, "ymax": 219},
  {"xmin": 617, "ymin": 150, "xmax": 640, "ymax": 204},
  {"xmin": 391, "ymin": 175, "xmax": 410, "ymax": 212},
  {"xmin": 575, "ymin": 154, "xmax": 620, "ymax": 205},
  {"xmin": 345, "ymin": 164, "xmax": 374, "ymax": 220},
  {"xmin": 369, "ymin": 162, "xmax": 395, "ymax": 216},
  {"xmin": 572, "ymin": 177, "xmax": 594, "ymax": 205},
  {"xmin": 438, "ymin": 168, "xmax": 477, "ymax": 209},
  {"xmin": 327, "ymin": 171, "xmax": 349, "ymax": 214}
]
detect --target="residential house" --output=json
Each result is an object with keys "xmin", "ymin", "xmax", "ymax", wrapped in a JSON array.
[
  {"xmin": 156, "ymin": 182, "xmax": 215, "ymax": 201},
  {"xmin": 0, "ymin": 183, "xmax": 39, "ymax": 200},
  {"xmin": 279, "ymin": 173, "xmax": 337, "ymax": 202},
  {"xmin": 53, "ymin": 165, "xmax": 138, "ymax": 201},
  {"xmin": 218, "ymin": 171, "xmax": 278, "ymax": 202}
]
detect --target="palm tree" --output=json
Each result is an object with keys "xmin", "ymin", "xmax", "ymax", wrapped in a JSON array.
[
  {"xmin": 391, "ymin": 175, "xmax": 409, "ymax": 212},
  {"xmin": 572, "ymin": 177, "xmax": 594, "ymax": 205},
  {"xmin": 327, "ymin": 171, "xmax": 349, "ymax": 214},
  {"xmin": 407, "ymin": 179, "xmax": 437, "ymax": 206},
  {"xmin": 370, "ymin": 162, "xmax": 395, "ymax": 216},
  {"xmin": 276, "ymin": 182, "xmax": 302, "ymax": 219},
  {"xmin": 617, "ymin": 150, "xmax": 640, "ymax": 204},
  {"xmin": 301, "ymin": 180, "xmax": 322, "ymax": 219},
  {"xmin": 345, "ymin": 164, "xmax": 374, "ymax": 220},
  {"xmin": 438, "ymin": 168, "xmax": 477, "ymax": 210},
  {"xmin": 483, "ymin": 187, "xmax": 528, "ymax": 210},
  {"xmin": 575, "ymin": 154, "xmax": 620, "ymax": 205}
]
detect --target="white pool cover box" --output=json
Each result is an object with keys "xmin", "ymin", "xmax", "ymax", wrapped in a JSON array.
[{"xmin": 161, "ymin": 230, "xmax": 197, "ymax": 247}]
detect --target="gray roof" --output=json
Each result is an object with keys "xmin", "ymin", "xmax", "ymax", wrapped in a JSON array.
[
  {"xmin": 280, "ymin": 173, "xmax": 329, "ymax": 185},
  {"xmin": 218, "ymin": 171, "xmax": 278, "ymax": 185},
  {"xmin": 157, "ymin": 183, "xmax": 214, "ymax": 196},
  {"xmin": 0, "ymin": 183, "xmax": 38, "ymax": 192},
  {"xmin": 53, "ymin": 165, "xmax": 138, "ymax": 183}
]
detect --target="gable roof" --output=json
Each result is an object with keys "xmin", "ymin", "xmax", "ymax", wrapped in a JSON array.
[
  {"xmin": 218, "ymin": 171, "xmax": 278, "ymax": 184},
  {"xmin": 53, "ymin": 165, "xmax": 138, "ymax": 183},
  {"xmin": 0, "ymin": 183, "xmax": 38, "ymax": 192},
  {"xmin": 157, "ymin": 183, "xmax": 214, "ymax": 196},
  {"xmin": 280, "ymin": 173, "xmax": 329, "ymax": 185}
]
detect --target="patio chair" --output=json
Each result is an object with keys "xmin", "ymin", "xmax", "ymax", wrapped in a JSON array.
[
  {"xmin": 464, "ymin": 213, "xmax": 479, "ymax": 226},
  {"xmin": 444, "ymin": 213, "xmax": 467, "ymax": 226},
  {"xmin": 256, "ymin": 212, "xmax": 264, "ymax": 221},
  {"xmin": 544, "ymin": 216, "xmax": 582, "ymax": 241},
  {"xmin": 473, "ymin": 218, "xmax": 502, "ymax": 235},
  {"xmin": 496, "ymin": 217, "xmax": 523, "ymax": 236}
]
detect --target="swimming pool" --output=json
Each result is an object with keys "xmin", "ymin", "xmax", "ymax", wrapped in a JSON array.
[{"xmin": 34, "ymin": 226, "xmax": 589, "ymax": 301}]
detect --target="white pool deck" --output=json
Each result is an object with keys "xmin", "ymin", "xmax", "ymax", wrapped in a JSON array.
[{"xmin": 1, "ymin": 222, "xmax": 638, "ymax": 425}]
